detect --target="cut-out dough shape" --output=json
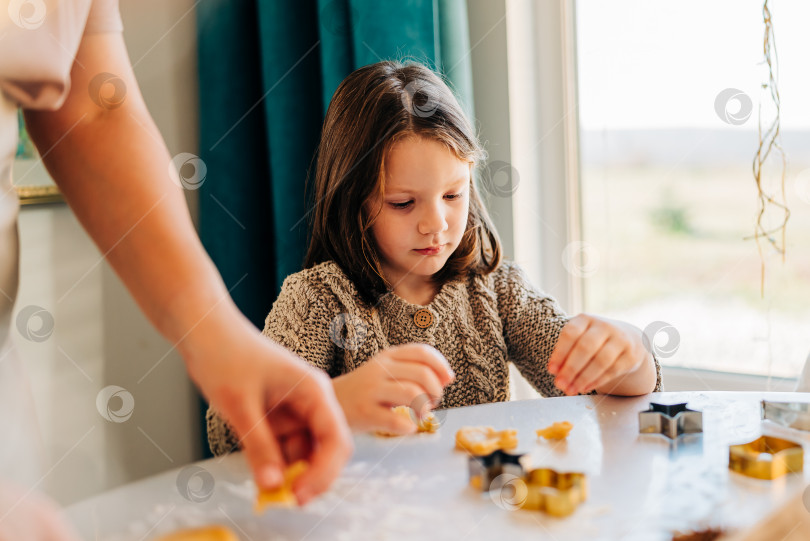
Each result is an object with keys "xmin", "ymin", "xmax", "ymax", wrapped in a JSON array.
[
  {"xmin": 455, "ymin": 426, "xmax": 518, "ymax": 456},
  {"xmin": 536, "ymin": 421, "xmax": 573, "ymax": 440},
  {"xmin": 255, "ymin": 460, "xmax": 308, "ymax": 512},
  {"xmin": 376, "ymin": 405, "xmax": 439, "ymax": 437},
  {"xmin": 152, "ymin": 526, "xmax": 238, "ymax": 541}
]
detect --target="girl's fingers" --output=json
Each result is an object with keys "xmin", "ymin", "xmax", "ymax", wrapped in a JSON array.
[
  {"xmin": 567, "ymin": 337, "xmax": 626, "ymax": 394},
  {"xmin": 548, "ymin": 315, "xmax": 589, "ymax": 374},
  {"xmin": 385, "ymin": 343, "xmax": 455, "ymax": 385},
  {"xmin": 381, "ymin": 360, "xmax": 444, "ymax": 402},
  {"xmin": 589, "ymin": 350, "xmax": 643, "ymax": 394},
  {"xmin": 371, "ymin": 404, "xmax": 419, "ymax": 435},
  {"xmin": 378, "ymin": 380, "xmax": 430, "ymax": 410},
  {"xmin": 555, "ymin": 324, "xmax": 610, "ymax": 394}
]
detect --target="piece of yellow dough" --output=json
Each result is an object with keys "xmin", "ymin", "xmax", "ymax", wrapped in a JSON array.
[
  {"xmin": 375, "ymin": 405, "xmax": 439, "ymax": 437},
  {"xmin": 152, "ymin": 526, "xmax": 238, "ymax": 541},
  {"xmin": 455, "ymin": 426, "xmax": 518, "ymax": 456},
  {"xmin": 536, "ymin": 421, "xmax": 573, "ymax": 440},
  {"xmin": 254, "ymin": 460, "xmax": 308, "ymax": 512}
]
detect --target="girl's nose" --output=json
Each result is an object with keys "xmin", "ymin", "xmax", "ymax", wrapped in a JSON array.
[{"xmin": 417, "ymin": 203, "xmax": 448, "ymax": 235}]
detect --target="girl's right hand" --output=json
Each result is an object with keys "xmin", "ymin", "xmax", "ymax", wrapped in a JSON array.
[{"xmin": 332, "ymin": 344, "xmax": 455, "ymax": 434}]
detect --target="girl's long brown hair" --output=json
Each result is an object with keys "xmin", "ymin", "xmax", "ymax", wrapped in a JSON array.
[{"xmin": 304, "ymin": 61, "xmax": 501, "ymax": 304}]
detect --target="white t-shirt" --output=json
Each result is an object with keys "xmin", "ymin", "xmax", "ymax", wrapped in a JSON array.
[{"xmin": 0, "ymin": 0, "xmax": 122, "ymax": 485}]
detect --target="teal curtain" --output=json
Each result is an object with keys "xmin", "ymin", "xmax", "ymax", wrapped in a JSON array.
[{"xmin": 196, "ymin": 0, "xmax": 475, "ymax": 328}]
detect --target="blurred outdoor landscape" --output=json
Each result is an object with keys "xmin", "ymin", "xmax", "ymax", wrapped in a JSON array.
[
  {"xmin": 580, "ymin": 129, "xmax": 810, "ymax": 377},
  {"xmin": 576, "ymin": 0, "xmax": 810, "ymax": 378}
]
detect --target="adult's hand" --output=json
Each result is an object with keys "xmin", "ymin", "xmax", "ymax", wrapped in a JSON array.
[{"xmin": 182, "ymin": 310, "xmax": 352, "ymax": 504}]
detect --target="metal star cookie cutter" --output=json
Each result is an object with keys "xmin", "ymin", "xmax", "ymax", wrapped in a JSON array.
[
  {"xmin": 468, "ymin": 449, "xmax": 529, "ymax": 492},
  {"xmin": 639, "ymin": 402, "xmax": 703, "ymax": 439},
  {"xmin": 728, "ymin": 435, "xmax": 803, "ymax": 480},
  {"xmin": 761, "ymin": 400, "xmax": 810, "ymax": 431},
  {"xmin": 521, "ymin": 468, "xmax": 588, "ymax": 517}
]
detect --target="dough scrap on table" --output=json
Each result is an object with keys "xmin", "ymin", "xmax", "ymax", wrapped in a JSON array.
[
  {"xmin": 375, "ymin": 405, "xmax": 440, "ymax": 437},
  {"xmin": 455, "ymin": 426, "xmax": 518, "ymax": 456},
  {"xmin": 255, "ymin": 460, "xmax": 308, "ymax": 512},
  {"xmin": 536, "ymin": 421, "xmax": 573, "ymax": 440},
  {"xmin": 152, "ymin": 526, "xmax": 238, "ymax": 541}
]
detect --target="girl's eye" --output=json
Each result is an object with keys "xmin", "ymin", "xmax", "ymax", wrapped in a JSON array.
[
  {"xmin": 389, "ymin": 200, "xmax": 413, "ymax": 209},
  {"xmin": 445, "ymin": 193, "xmax": 462, "ymax": 200}
]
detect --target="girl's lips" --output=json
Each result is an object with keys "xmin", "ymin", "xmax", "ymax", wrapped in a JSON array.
[{"xmin": 414, "ymin": 245, "xmax": 444, "ymax": 256}]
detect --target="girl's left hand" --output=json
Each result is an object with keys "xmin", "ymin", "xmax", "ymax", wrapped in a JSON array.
[{"xmin": 546, "ymin": 314, "xmax": 652, "ymax": 396}]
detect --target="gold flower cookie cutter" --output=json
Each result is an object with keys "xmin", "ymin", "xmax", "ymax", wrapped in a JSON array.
[{"xmin": 521, "ymin": 468, "xmax": 588, "ymax": 517}]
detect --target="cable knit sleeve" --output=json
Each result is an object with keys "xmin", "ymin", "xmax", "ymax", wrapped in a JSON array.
[
  {"xmin": 494, "ymin": 263, "xmax": 572, "ymax": 397},
  {"xmin": 207, "ymin": 268, "xmax": 340, "ymax": 456},
  {"xmin": 495, "ymin": 262, "xmax": 663, "ymax": 397},
  {"xmin": 261, "ymin": 271, "xmax": 339, "ymax": 375}
]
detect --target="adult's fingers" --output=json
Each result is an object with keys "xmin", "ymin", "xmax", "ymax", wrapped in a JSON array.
[
  {"xmin": 386, "ymin": 343, "xmax": 454, "ymax": 385},
  {"xmin": 224, "ymin": 395, "xmax": 286, "ymax": 491},
  {"xmin": 286, "ymin": 372, "xmax": 353, "ymax": 505},
  {"xmin": 279, "ymin": 429, "xmax": 313, "ymax": 464}
]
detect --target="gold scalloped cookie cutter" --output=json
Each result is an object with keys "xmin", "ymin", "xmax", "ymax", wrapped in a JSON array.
[
  {"xmin": 521, "ymin": 468, "xmax": 588, "ymax": 517},
  {"xmin": 728, "ymin": 435, "xmax": 803, "ymax": 480},
  {"xmin": 456, "ymin": 426, "xmax": 518, "ymax": 456}
]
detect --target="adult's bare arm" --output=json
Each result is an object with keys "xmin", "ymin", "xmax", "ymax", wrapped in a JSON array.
[{"xmin": 22, "ymin": 32, "xmax": 352, "ymax": 503}]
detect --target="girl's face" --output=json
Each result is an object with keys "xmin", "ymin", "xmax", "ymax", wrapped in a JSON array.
[{"xmin": 368, "ymin": 136, "xmax": 471, "ymax": 288}]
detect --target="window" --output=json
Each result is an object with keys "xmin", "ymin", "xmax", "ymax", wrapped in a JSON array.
[{"xmin": 575, "ymin": 0, "xmax": 810, "ymax": 377}]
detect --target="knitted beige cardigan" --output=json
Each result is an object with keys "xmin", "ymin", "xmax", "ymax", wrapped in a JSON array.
[{"xmin": 206, "ymin": 260, "xmax": 663, "ymax": 455}]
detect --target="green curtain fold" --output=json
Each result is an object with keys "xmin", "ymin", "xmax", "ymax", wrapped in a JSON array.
[{"xmin": 197, "ymin": 0, "xmax": 475, "ymax": 330}]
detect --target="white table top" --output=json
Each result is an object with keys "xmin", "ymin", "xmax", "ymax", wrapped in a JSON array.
[{"xmin": 66, "ymin": 391, "xmax": 810, "ymax": 540}]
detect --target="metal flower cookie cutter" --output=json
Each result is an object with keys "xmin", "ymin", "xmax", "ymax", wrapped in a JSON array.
[
  {"xmin": 728, "ymin": 435, "xmax": 803, "ymax": 480},
  {"xmin": 468, "ymin": 449, "xmax": 530, "ymax": 492},
  {"xmin": 761, "ymin": 400, "xmax": 810, "ymax": 431},
  {"xmin": 521, "ymin": 468, "xmax": 588, "ymax": 517},
  {"xmin": 639, "ymin": 402, "xmax": 703, "ymax": 439}
]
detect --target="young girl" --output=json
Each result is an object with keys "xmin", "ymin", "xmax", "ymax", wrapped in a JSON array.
[{"xmin": 207, "ymin": 61, "xmax": 661, "ymax": 454}]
